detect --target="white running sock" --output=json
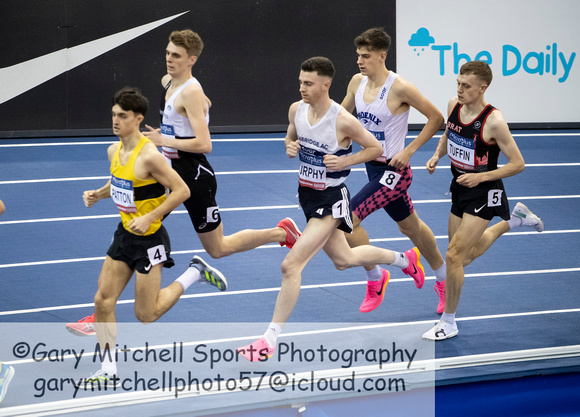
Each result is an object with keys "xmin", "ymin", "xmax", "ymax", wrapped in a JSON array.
[
  {"xmin": 507, "ymin": 215, "xmax": 523, "ymax": 230},
  {"xmin": 441, "ymin": 312, "xmax": 456, "ymax": 325},
  {"xmin": 263, "ymin": 322, "xmax": 282, "ymax": 347},
  {"xmin": 391, "ymin": 251, "xmax": 409, "ymax": 269},
  {"xmin": 434, "ymin": 262, "xmax": 447, "ymax": 283},
  {"xmin": 365, "ymin": 266, "xmax": 382, "ymax": 281},
  {"xmin": 101, "ymin": 355, "xmax": 117, "ymax": 376},
  {"xmin": 175, "ymin": 266, "xmax": 201, "ymax": 291}
]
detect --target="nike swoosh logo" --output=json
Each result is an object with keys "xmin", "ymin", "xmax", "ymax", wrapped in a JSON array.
[
  {"xmin": 474, "ymin": 203, "xmax": 487, "ymax": 213},
  {"xmin": 144, "ymin": 263, "xmax": 152, "ymax": 272},
  {"xmin": 0, "ymin": 11, "xmax": 189, "ymax": 104}
]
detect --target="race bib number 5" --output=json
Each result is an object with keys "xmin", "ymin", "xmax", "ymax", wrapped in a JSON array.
[{"xmin": 488, "ymin": 189, "xmax": 503, "ymax": 207}]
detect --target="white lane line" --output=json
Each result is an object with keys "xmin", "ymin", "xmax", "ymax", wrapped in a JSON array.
[{"xmin": 1, "ymin": 267, "xmax": 578, "ymax": 316}]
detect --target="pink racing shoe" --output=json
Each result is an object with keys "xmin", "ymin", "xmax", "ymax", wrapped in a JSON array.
[
  {"xmin": 434, "ymin": 280, "xmax": 446, "ymax": 314},
  {"xmin": 402, "ymin": 247, "xmax": 425, "ymax": 289},
  {"xmin": 277, "ymin": 218, "xmax": 302, "ymax": 249},
  {"xmin": 237, "ymin": 337, "xmax": 275, "ymax": 362},
  {"xmin": 359, "ymin": 269, "xmax": 390, "ymax": 313},
  {"xmin": 66, "ymin": 314, "xmax": 96, "ymax": 336}
]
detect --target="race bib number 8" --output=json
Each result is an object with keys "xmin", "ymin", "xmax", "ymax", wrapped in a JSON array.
[
  {"xmin": 379, "ymin": 171, "xmax": 401, "ymax": 190},
  {"xmin": 488, "ymin": 189, "xmax": 503, "ymax": 207}
]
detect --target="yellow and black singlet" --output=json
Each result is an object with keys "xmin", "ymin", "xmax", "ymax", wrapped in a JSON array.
[{"xmin": 110, "ymin": 136, "xmax": 166, "ymax": 236}]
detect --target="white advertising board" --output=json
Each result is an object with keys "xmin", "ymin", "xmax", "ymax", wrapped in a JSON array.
[{"xmin": 396, "ymin": 0, "xmax": 579, "ymax": 124}]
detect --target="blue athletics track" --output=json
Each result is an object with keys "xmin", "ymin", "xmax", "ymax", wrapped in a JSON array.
[{"xmin": 0, "ymin": 130, "xmax": 579, "ymax": 416}]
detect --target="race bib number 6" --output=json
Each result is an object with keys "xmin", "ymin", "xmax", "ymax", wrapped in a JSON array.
[{"xmin": 207, "ymin": 206, "xmax": 220, "ymax": 223}]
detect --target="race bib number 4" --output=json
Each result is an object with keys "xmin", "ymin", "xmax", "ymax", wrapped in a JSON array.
[{"xmin": 147, "ymin": 244, "xmax": 167, "ymax": 266}]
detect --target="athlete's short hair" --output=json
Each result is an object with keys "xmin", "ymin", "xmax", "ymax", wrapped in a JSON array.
[
  {"xmin": 112, "ymin": 87, "xmax": 149, "ymax": 116},
  {"xmin": 169, "ymin": 29, "xmax": 204, "ymax": 57},
  {"xmin": 354, "ymin": 27, "xmax": 391, "ymax": 52},
  {"xmin": 300, "ymin": 56, "xmax": 335, "ymax": 79},
  {"xmin": 460, "ymin": 60, "xmax": 493, "ymax": 86}
]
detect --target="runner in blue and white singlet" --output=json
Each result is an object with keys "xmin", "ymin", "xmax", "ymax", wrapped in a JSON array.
[
  {"xmin": 160, "ymin": 77, "xmax": 209, "ymax": 160},
  {"xmin": 295, "ymin": 100, "xmax": 352, "ymax": 190},
  {"xmin": 341, "ymin": 27, "xmax": 446, "ymax": 317},
  {"xmin": 158, "ymin": 77, "xmax": 220, "ymax": 233},
  {"xmin": 295, "ymin": 99, "xmax": 354, "ymax": 233},
  {"xmin": 143, "ymin": 29, "xmax": 301, "ymax": 260},
  {"xmin": 351, "ymin": 72, "xmax": 415, "ymax": 223},
  {"xmin": 236, "ymin": 57, "xmax": 426, "ymax": 362},
  {"xmin": 355, "ymin": 72, "xmax": 408, "ymax": 163}
]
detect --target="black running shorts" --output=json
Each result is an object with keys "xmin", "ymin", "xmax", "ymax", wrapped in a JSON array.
[
  {"xmin": 298, "ymin": 183, "xmax": 353, "ymax": 233},
  {"xmin": 450, "ymin": 178, "xmax": 510, "ymax": 221},
  {"xmin": 107, "ymin": 223, "xmax": 175, "ymax": 274}
]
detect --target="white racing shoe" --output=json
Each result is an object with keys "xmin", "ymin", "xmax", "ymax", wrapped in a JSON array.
[
  {"xmin": 422, "ymin": 319, "xmax": 458, "ymax": 341},
  {"xmin": 511, "ymin": 202, "xmax": 544, "ymax": 232}
]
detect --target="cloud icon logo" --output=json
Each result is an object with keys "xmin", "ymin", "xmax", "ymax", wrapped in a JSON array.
[{"xmin": 409, "ymin": 28, "xmax": 435, "ymax": 56}]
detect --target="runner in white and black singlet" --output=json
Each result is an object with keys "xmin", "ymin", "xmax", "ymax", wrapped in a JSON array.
[
  {"xmin": 142, "ymin": 29, "xmax": 303, "ymax": 268},
  {"xmin": 341, "ymin": 27, "xmax": 448, "ymax": 315},
  {"xmin": 423, "ymin": 61, "xmax": 544, "ymax": 342},
  {"xmin": 237, "ymin": 57, "xmax": 426, "ymax": 362}
]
